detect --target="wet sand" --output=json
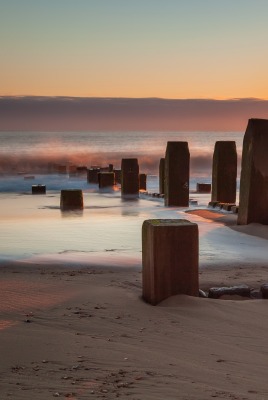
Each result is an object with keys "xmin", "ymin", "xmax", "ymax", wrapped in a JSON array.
[{"xmin": 1, "ymin": 210, "xmax": 268, "ymax": 399}]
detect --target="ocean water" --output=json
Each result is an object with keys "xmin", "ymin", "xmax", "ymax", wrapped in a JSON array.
[{"xmin": 0, "ymin": 130, "xmax": 245, "ymax": 266}]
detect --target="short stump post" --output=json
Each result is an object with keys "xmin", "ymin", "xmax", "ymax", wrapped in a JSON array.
[
  {"xmin": 98, "ymin": 172, "xmax": 115, "ymax": 188},
  {"xmin": 60, "ymin": 189, "xmax": 84, "ymax": 210},
  {"xmin": 142, "ymin": 219, "xmax": 199, "ymax": 305},
  {"xmin": 139, "ymin": 173, "xmax": 147, "ymax": 191},
  {"xmin": 87, "ymin": 168, "xmax": 100, "ymax": 184},
  {"xmin": 196, "ymin": 183, "xmax": 211, "ymax": 193},
  {"xmin": 32, "ymin": 184, "xmax": 46, "ymax": 194}
]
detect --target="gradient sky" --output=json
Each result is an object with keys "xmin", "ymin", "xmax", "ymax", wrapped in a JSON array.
[{"xmin": 1, "ymin": 0, "xmax": 268, "ymax": 99}]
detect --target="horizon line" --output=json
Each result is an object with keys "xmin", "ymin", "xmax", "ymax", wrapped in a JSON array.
[{"xmin": 1, "ymin": 95, "xmax": 268, "ymax": 102}]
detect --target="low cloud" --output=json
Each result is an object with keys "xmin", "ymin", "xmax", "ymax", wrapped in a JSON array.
[{"xmin": 1, "ymin": 96, "xmax": 268, "ymax": 131}]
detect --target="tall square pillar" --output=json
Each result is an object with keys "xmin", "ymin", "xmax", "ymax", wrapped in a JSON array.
[
  {"xmin": 164, "ymin": 142, "xmax": 189, "ymax": 206},
  {"xmin": 211, "ymin": 141, "xmax": 237, "ymax": 203},
  {"xmin": 121, "ymin": 158, "xmax": 139, "ymax": 196},
  {"xmin": 238, "ymin": 119, "xmax": 268, "ymax": 224},
  {"xmin": 159, "ymin": 158, "xmax": 165, "ymax": 195}
]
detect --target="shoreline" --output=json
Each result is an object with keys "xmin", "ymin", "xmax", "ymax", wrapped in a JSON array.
[{"xmin": 1, "ymin": 209, "xmax": 268, "ymax": 398}]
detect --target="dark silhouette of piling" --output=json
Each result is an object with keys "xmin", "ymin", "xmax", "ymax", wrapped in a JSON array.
[
  {"xmin": 87, "ymin": 168, "xmax": 100, "ymax": 184},
  {"xmin": 159, "ymin": 158, "xmax": 165, "ymax": 194},
  {"xmin": 211, "ymin": 141, "xmax": 237, "ymax": 203},
  {"xmin": 60, "ymin": 189, "xmax": 84, "ymax": 210},
  {"xmin": 196, "ymin": 183, "xmax": 211, "ymax": 193},
  {"xmin": 98, "ymin": 172, "xmax": 115, "ymax": 188},
  {"xmin": 142, "ymin": 219, "xmax": 199, "ymax": 305},
  {"xmin": 121, "ymin": 158, "xmax": 139, "ymax": 196},
  {"xmin": 139, "ymin": 174, "xmax": 147, "ymax": 191},
  {"xmin": 238, "ymin": 119, "xmax": 268, "ymax": 224},
  {"xmin": 164, "ymin": 142, "xmax": 189, "ymax": 206},
  {"xmin": 32, "ymin": 184, "xmax": 46, "ymax": 194},
  {"xmin": 114, "ymin": 169, "xmax": 121, "ymax": 184}
]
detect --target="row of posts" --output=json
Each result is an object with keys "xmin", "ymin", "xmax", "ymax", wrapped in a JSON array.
[
  {"xmin": 143, "ymin": 118, "xmax": 268, "ymax": 305},
  {"xmin": 36, "ymin": 118, "xmax": 268, "ymax": 226},
  {"xmin": 34, "ymin": 118, "xmax": 268, "ymax": 306}
]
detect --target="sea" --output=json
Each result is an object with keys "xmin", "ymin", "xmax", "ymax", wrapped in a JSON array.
[{"xmin": 0, "ymin": 130, "xmax": 244, "ymax": 267}]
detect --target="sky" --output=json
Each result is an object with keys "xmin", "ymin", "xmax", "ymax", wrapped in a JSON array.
[{"xmin": 1, "ymin": 0, "xmax": 268, "ymax": 99}]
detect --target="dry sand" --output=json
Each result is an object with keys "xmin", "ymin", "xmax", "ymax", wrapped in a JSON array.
[{"xmin": 1, "ymin": 210, "xmax": 268, "ymax": 399}]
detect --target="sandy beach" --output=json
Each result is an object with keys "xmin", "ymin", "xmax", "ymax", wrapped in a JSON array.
[{"xmin": 1, "ymin": 209, "xmax": 268, "ymax": 400}]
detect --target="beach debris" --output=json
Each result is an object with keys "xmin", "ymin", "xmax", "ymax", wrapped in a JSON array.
[
  {"xmin": 231, "ymin": 205, "xmax": 239, "ymax": 214},
  {"xmin": 250, "ymin": 288, "xmax": 262, "ymax": 299},
  {"xmin": 198, "ymin": 289, "xmax": 208, "ymax": 298},
  {"xmin": 220, "ymin": 202, "xmax": 236, "ymax": 211},
  {"xmin": 211, "ymin": 141, "xmax": 237, "ymax": 204},
  {"xmin": 260, "ymin": 284, "xmax": 268, "ymax": 299},
  {"xmin": 142, "ymin": 219, "xmax": 199, "ymax": 305},
  {"xmin": 164, "ymin": 141, "xmax": 189, "ymax": 207},
  {"xmin": 53, "ymin": 392, "xmax": 60, "ymax": 397},
  {"xmin": 208, "ymin": 284, "xmax": 250, "ymax": 299},
  {"xmin": 208, "ymin": 201, "xmax": 219, "ymax": 208},
  {"xmin": 238, "ymin": 119, "xmax": 268, "ymax": 225}
]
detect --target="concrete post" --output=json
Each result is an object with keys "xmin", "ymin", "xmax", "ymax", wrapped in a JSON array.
[
  {"xmin": 164, "ymin": 142, "xmax": 189, "ymax": 206},
  {"xmin": 238, "ymin": 119, "xmax": 268, "ymax": 224},
  {"xmin": 142, "ymin": 219, "xmax": 199, "ymax": 305},
  {"xmin": 60, "ymin": 189, "xmax": 84, "ymax": 210},
  {"xmin": 159, "ymin": 158, "xmax": 165, "ymax": 195},
  {"xmin": 121, "ymin": 158, "xmax": 139, "ymax": 196},
  {"xmin": 139, "ymin": 173, "xmax": 147, "ymax": 191},
  {"xmin": 211, "ymin": 141, "xmax": 237, "ymax": 203},
  {"xmin": 98, "ymin": 172, "xmax": 115, "ymax": 188}
]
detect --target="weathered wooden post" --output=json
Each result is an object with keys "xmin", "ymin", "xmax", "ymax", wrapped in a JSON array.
[
  {"xmin": 114, "ymin": 169, "xmax": 121, "ymax": 184},
  {"xmin": 238, "ymin": 119, "xmax": 268, "ymax": 224},
  {"xmin": 164, "ymin": 142, "xmax": 189, "ymax": 206},
  {"xmin": 98, "ymin": 172, "xmax": 115, "ymax": 188},
  {"xmin": 32, "ymin": 184, "xmax": 46, "ymax": 194},
  {"xmin": 196, "ymin": 183, "xmax": 211, "ymax": 193},
  {"xmin": 60, "ymin": 189, "xmax": 84, "ymax": 210},
  {"xmin": 87, "ymin": 168, "xmax": 100, "ymax": 184},
  {"xmin": 142, "ymin": 219, "xmax": 199, "ymax": 305},
  {"xmin": 121, "ymin": 158, "xmax": 139, "ymax": 196},
  {"xmin": 159, "ymin": 158, "xmax": 165, "ymax": 195},
  {"xmin": 139, "ymin": 173, "xmax": 147, "ymax": 191},
  {"xmin": 211, "ymin": 141, "xmax": 237, "ymax": 203}
]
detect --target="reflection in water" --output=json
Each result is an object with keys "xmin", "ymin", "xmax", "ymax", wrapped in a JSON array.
[
  {"xmin": 61, "ymin": 209, "xmax": 84, "ymax": 218},
  {"xmin": 121, "ymin": 197, "xmax": 140, "ymax": 216}
]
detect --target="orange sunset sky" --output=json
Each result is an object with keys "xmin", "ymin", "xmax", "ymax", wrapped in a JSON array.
[{"xmin": 1, "ymin": 0, "xmax": 268, "ymax": 130}]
